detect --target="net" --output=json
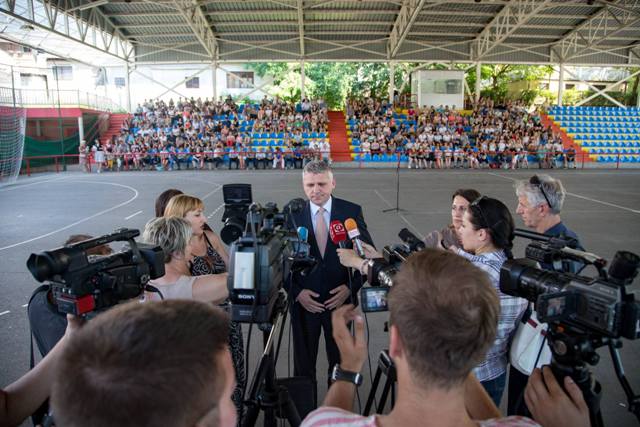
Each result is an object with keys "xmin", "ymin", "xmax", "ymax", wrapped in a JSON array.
[{"xmin": 0, "ymin": 86, "xmax": 26, "ymax": 186}]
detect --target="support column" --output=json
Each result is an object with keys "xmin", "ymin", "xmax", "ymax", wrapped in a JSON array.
[
  {"xmin": 125, "ymin": 62, "xmax": 132, "ymax": 113},
  {"xmin": 78, "ymin": 116, "xmax": 84, "ymax": 144},
  {"xmin": 475, "ymin": 62, "xmax": 481, "ymax": 103},
  {"xmin": 557, "ymin": 64, "xmax": 565, "ymax": 106},
  {"xmin": 212, "ymin": 60, "xmax": 217, "ymax": 102},
  {"xmin": 389, "ymin": 61, "xmax": 396, "ymax": 105},
  {"xmin": 300, "ymin": 60, "xmax": 305, "ymax": 100}
]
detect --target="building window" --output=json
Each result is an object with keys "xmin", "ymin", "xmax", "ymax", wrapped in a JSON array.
[
  {"xmin": 186, "ymin": 77, "xmax": 199, "ymax": 89},
  {"xmin": 20, "ymin": 73, "xmax": 46, "ymax": 87},
  {"xmin": 227, "ymin": 71, "xmax": 254, "ymax": 89},
  {"xmin": 115, "ymin": 77, "xmax": 126, "ymax": 88},
  {"xmin": 52, "ymin": 66, "xmax": 73, "ymax": 80},
  {"xmin": 564, "ymin": 83, "xmax": 575, "ymax": 90}
]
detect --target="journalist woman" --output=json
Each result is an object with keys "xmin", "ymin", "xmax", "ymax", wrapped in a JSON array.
[
  {"xmin": 450, "ymin": 196, "xmax": 528, "ymax": 407},
  {"xmin": 141, "ymin": 216, "xmax": 228, "ymax": 303},
  {"xmin": 163, "ymin": 194, "xmax": 245, "ymax": 418},
  {"xmin": 423, "ymin": 188, "xmax": 481, "ymax": 249}
]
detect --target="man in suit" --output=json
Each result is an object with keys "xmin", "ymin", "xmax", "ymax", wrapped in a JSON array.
[{"xmin": 287, "ymin": 160, "xmax": 373, "ymax": 404}]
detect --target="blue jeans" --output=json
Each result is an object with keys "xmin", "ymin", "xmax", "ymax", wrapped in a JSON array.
[{"xmin": 482, "ymin": 373, "xmax": 507, "ymax": 408}]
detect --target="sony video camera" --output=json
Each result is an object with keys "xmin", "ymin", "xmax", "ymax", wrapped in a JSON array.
[
  {"xmin": 27, "ymin": 229, "xmax": 164, "ymax": 317},
  {"xmin": 500, "ymin": 229, "xmax": 640, "ymax": 340},
  {"xmin": 226, "ymin": 192, "xmax": 315, "ymax": 323},
  {"xmin": 359, "ymin": 228, "xmax": 425, "ymax": 312},
  {"xmin": 220, "ymin": 183, "xmax": 253, "ymax": 245}
]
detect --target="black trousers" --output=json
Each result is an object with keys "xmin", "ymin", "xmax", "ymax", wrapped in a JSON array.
[
  {"xmin": 290, "ymin": 302, "xmax": 340, "ymax": 393},
  {"xmin": 507, "ymin": 366, "xmax": 532, "ymax": 416}
]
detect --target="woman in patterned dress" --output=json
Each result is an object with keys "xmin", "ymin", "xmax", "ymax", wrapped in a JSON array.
[{"xmin": 164, "ymin": 194, "xmax": 245, "ymax": 420}]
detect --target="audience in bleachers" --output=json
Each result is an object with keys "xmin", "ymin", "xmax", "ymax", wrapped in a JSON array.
[
  {"xmin": 91, "ymin": 96, "xmax": 331, "ymax": 172},
  {"xmin": 347, "ymin": 98, "xmax": 575, "ymax": 169}
]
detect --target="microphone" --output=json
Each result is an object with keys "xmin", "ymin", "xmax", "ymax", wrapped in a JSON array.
[
  {"xmin": 344, "ymin": 218, "xmax": 366, "ymax": 258},
  {"xmin": 329, "ymin": 220, "xmax": 348, "ymax": 248},
  {"xmin": 297, "ymin": 226, "xmax": 309, "ymax": 242},
  {"xmin": 398, "ymin": 228, "xmax": 426, "ymax": 252}
]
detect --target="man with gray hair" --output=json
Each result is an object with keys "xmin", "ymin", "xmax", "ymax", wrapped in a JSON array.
[
  {"xmin": 509, "ymin": 174, "xmax": 583, "ymax": 417},
  {"xmin": 287, "ymin": 160, "xmax": 373, "ymax": 412}
]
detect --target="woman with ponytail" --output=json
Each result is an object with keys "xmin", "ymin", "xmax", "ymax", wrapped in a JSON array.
[{"xmin": 448, "ymin": 196, "xmax": 528, "ymax": 408}]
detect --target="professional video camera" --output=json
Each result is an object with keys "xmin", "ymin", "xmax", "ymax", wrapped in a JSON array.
[
  {"xmin": 500, "ymin": 228, "xmax": 640, "ymax": 426},
  {"xmin": 26, "ymin": 228, "xmax": 164, "ymax": 317},
  {"xmin": 220, "ymin": 183, "xmax": 253, "ymax": 245},
  {"xmin": 226, "ymin": 189, "xmax": 315, "ymax": 324},
  {"xmin": 359, "ymin": 228, "xmax": 425, "ymax": 312}
]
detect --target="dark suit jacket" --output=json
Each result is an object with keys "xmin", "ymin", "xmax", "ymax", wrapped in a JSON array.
[{"xmin": 286, "ymin": 197, "xmax": 373, "ymax": 303}]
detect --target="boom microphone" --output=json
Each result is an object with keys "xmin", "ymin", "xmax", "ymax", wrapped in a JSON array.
[
  {"xmin": 344, "ymin": 218, "xmax": 366, "ymax": 257},
  {"xmin": 329, "ymin": 220, "xmax": 348, "ymax": 248}
]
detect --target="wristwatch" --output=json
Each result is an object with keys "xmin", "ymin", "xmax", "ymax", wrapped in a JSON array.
[{"xmin": 331, "ymin": 364, "xmax": 363, "ymax": 386}]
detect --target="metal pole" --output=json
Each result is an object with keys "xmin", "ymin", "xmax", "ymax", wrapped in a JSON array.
[
  {"xmin": 300, "ymin": 60, "xmax": 305, "ymax": 100},
  {"xmin": 54, "ymin": 67, "xmax": 66, "ymax": 171},
  {"xmin": 557, "ymin": 64, "xmax": 565, "ymax": 106},
  {"xmin": 212, "ymin": 60, "xmax": 217, "ymax": 102},
  {"xmin": 125, "ymin": 62, "xmax": 132, "ymax": 112},
  {"xmin": 10, "ymin": 66, "xmax": 19, "ymax": 178},
  {"xmin": 78, "ymin": 116, "xmax": 84, "ymax": 145},
  {"xmin": 389, "ymin": 61, "xmax": 396, "ymax": 105},
  {"xmin": 475, "ymin": 62, "xmax": 481, "ymax": 103}
]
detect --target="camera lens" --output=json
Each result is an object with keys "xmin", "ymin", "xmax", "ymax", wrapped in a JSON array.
[
  {"xmin": 27, "ymin": 250, "xmax": 71, "ymax": 282},
  {"xmin": 221, "ymin": 217, "xmax": 245, "ymax": 245}
]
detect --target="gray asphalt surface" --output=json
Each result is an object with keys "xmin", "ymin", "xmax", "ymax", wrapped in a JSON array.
[{"xmin": 1, "ymin": 168, "xmax": 639, "ymax": 426}]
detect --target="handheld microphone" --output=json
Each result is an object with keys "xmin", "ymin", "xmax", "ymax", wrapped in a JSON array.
[
  {"xmin": 344, "ymin": 218, "xmax": 366, "ymax": 258},
  {"xmin": 294, "ymin": 226, "xmax": 310, "ymax": 256},
  {"xmin": 398, "ymin": 228, "xmax": 426, "ymax": 252},
  {"xmin": 329, "ymin": 220, "xmax": 348, "ymax": 248},
  {"xmin": 297, "ymin": 226, "xmax": 309, "ymax": 242}
]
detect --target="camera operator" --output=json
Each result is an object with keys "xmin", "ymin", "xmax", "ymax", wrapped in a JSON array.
[
  {"xmin": 50, "ymin": 300, "xmax": 238, "ymax": 427},
  {"xmin": 141, "ymin": 216, "xmax": 228, "ymax": 303},
  {"xmin": 287, "ymin": 160, "xmax": 374, "ymax": 402},
  {"xmin": 0, "ymin": 316, "xmax": 81, "ymax": 427},
  {"xmin": 509, "ymin": 175, "xmax": 584, "ymax": 416},
  {"xmin": 303, "ymin": 249, "xmax": 537, "ymax": 426},
  {"xmin": 423, "ymin": 188, "xmax": 481, "ymax": 249}
]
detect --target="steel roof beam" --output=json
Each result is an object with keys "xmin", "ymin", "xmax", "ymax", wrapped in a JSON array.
[
  {"xmin": 473, "ymin": 0, "xmax": 555, "ymax": 61},
  {"xmin": 387, "ymin": 0, "xmax": 426, "ymax": 59},
  {"xmin": 552, "ymin": 0, "xmax": 640, "ymax": 61},
  {"xmin": 171, "ymin": 0, "xmax": 218, "ymax": 59},
  {"xmin": 296, "ymin": 0, "xmax": 305, "ymax": 57}
]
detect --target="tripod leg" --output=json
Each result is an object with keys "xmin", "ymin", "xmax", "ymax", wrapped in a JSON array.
[
  {"xmin": 278, "ymin": 387, "xmax": 302, "ymax": 427},
  {"xmin": 378, "ymin": 375, "xmax": 394, "ymax": 413},
  {"xmin": 241, "ymin": 403, "xmax": 261, "ymax": 427},
  {"xmin": 364, "ymin": 367, "xmax": 384, "ymax": 415}
]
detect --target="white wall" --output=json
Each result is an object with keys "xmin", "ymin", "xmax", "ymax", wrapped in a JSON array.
[
  {"xmin": 105, "ymin": 63, "xmax": 270, "ymax": 111},
  {"xmin": 411, "ymin": 70, "xmax": 464, "ymax": 109}
]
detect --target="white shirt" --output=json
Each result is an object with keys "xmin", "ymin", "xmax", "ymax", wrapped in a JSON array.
[{"xmin": 310, "ymin": 196, "xmax": 332, "ymax": 235}]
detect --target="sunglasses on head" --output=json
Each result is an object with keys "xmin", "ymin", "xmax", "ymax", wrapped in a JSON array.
[
  {"xmin": 469, "ymin": 196, "xmax": 491, "ymax": 229},
  {"xmin": 529, "ymin": 175, "xmax": 552, "ymax": 208}
]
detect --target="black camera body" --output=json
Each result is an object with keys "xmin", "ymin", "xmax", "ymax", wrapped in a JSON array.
[
  {"xmin": 221, "ymin": 183, "xmax": 253, "ymax": 245},
  {"xmin": 226, "ymin": 194, "xmax": 315, "ymax": 323},
  {"xmin": 359, "ymin": 229, "xmax": 422, "ymax": 313},
  {"xmin": 27, "ymin": 229, "xmax": 165, "ymax": 317}
]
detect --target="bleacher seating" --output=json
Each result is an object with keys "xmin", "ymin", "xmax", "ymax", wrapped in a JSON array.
[
  {"xmin": 347, "ymin": 109, "xmax": 414, "ymax": 162},
  {"xmin": 547, "ymin": 106, "xmax": 640, "ymax": 163}
]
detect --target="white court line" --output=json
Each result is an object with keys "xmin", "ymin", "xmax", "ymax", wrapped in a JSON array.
[
  {"xmin": 487, "ymin": 172, "xmax": 640, "ymax": 214},
  {"xmin": 0, "ymin": 176, "xmax": 68, "ymax": 193},
  {"xmin": 207, "ymin": 203, "xmax": 225, "ymax": 219},
  {"xmin": 0, "ymin": 181, "xmax": 139, "ymax": 252},
  {"xmin": 201, "ymin": 184, "xmax": 223, "ymax": 201},
  {"xmin": 125, "ymin": 210, "xmax": 143, "ymax": 220},
  {"xmin": 373, "ymin": 190, "xmax": 425, "ymax": 239},
  {"xmin": 0, "ymin": 310, "xmax": 10, "ymax": 316}
]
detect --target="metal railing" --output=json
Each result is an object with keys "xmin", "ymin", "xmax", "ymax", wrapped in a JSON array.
[{"xmin": 7, "ymin": 87, "xmax": 123, "ymax": 112}]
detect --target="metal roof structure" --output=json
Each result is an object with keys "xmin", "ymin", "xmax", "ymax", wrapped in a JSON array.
[{"xmin": 1, "ymin": 0, "xmax": 640, "ymax": 67}]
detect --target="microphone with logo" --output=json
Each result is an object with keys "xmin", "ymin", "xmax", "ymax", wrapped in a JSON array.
[
  {"xmin": 329, "ymin": 220, "xmax": 348, "ymax": 249},
  {"xmin": 344, "ymin": 218, "xmax": 366, "ymax": 258}
]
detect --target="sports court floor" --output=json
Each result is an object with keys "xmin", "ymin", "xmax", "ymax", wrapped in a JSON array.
[{"xmin": 1, "ymin": 168, "xmax": 639, "ymax": 426}]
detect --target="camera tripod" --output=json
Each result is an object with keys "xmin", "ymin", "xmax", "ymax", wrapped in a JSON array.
[
  {"xmin": 241, "ymin": 292, "xmax": 302, "ymax": 427},
  {"xmin": 363, "ymin": 350, "xmax": 397, "ymax": 416}
]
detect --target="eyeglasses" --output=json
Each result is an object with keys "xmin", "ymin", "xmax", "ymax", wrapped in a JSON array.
[
  {"xmin": 469, "ymin": 196, "xmax": 491, "ymax": 229},
  {"xmin": 529, "ymin": 175, "xmax": 552, "ymax": 208}
]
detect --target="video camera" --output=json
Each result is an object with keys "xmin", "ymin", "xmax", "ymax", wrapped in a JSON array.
[
  {"xmin": 359, "ymin": 228, "xmax": 425, "ymax": 313},
  {"xmin": 26, "ymin": 229, "xmax": 165, "ymax": 317},
  {"xmin": 225, "ymin": 185, "xmax": 315, "ymax": 324},
  {"xmin": 500, "ymin": 228, "xmax": 640, "ymax": 424}
]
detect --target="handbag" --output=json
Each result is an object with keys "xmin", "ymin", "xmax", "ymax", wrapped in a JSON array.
[{"xmin": 509, "ymin": 305, "xmax": 552, "ymax": 375}]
